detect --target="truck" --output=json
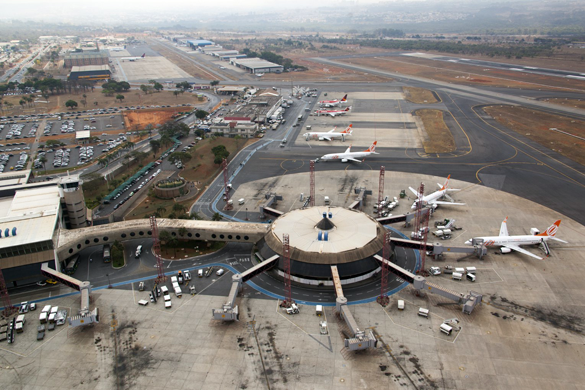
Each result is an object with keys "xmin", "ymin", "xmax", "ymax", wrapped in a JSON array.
[
  {"xmin": 174, "ymin": 286, "xmax": 182, "ymax": 298},
  {"xmin": 324, "ymin": 196, "xmax": 330, "ymax": 205},
  {"xmin": 271, "ymin": 123, "xmax": 278, "ymax": 130}
]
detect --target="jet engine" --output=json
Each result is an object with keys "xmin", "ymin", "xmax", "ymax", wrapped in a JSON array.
[{"xmin": 500, "ymin": 247, "xmax": 512, "ymax": 254}]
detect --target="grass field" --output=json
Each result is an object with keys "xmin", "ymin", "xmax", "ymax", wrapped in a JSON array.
[
  {"xmin": 415, "ymin": 109, "xmax": 456, "ymax": 154},
  {"xmin": 483, "ymin": 105, "xmax": 585, "ymax": 166},
  {"xmin": 403, "ymin": 87, "xmax": 439, "ymax": 104},
  {"xmin": 545, "ymin": 98, "xmax": 585, "ymax": 110}
]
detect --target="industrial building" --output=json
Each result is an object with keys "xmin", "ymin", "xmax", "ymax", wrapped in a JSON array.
[
  {"xmin": 63, "ymin": 50, "xmax": 109, "ymax": 68},
  {"xmin": 68, "ymin": 65, "xmax": 111, "ymax": 81},
  {"xmin": 222, "ymin": 92, "xmax": 283, "ymax": 123},
  {"xmin": 230, "ymin": 58, "xmax": 284, "ymax": 74},
  {"xmin": 209, "ymin": 120, "xmax": 258, "ymax": 138},
  {"xmin": 187, "ymin": 40, "xmax": 214, "ymax": 50},
  {"xmin": 0, "ymin": 171, "xmax": 88, "ymax": 287}
]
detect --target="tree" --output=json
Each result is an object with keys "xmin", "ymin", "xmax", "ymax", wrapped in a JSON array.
[
  {"xmin": 157, "ymin": 206, "xmax": 167, "ymax": 217},
  {"xmin": 168, "ymin": 152, "xmax": 192, "ymax": 164},
  {"xmin": 119, "ymin": 81, "xmax": 131, "ymax": 91},
  {"xmin": 173, "ymin": 203, "xmax": 187, "ymax": 214},
  {"xmin": 38, "ymin": 155, "xmax": 47, "ymax": 172},
  {"xmin": 159, "ymin": 230, "xmax": 171, "ymax": 243},
  {"xmin": 195, "ymin": 109, "xmax": 209, "ymax": 120},
  {"xmin": 210, "ymin": 80, "xmax": 220, "ymax": 86},
  {"xmin": 212, "ymin": 212, "xmax": 222, "ymax": 221},
  {"xmin": 150, "ymin": 139, "xmax": 161, "ymax": 155},
  {"xmin": 173, "ymin": 90, "xmax": 180, "ymax": 99},
  {"xmin": 176, "ymin": 81, "xmax": 191, "ymax": 90},
  {"xmin": 140, "ymin": 84, "xmax": 149, "ymax": 94},
  {"xmin": 178, "ymin": 227, "xmax": 188, "ymax": 237},
  {"xmin": 65, "ymin": 99, "xmax": 78, "ymax": 109},
  {"xmin": 116, "ymin": 94, "xmax": 125, "ymax": 103},
  {"xmin": 190, "ymin": 212, "xmax": 202, "ymax": 220},
  {"xmin": 153, "ymin": 82, "xmax": 164, "ymax": 92}
]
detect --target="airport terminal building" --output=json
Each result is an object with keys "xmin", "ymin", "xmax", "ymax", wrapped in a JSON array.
[{"xmin": 0, "ymin": 172, "xmax": 88, "ymax": 287}]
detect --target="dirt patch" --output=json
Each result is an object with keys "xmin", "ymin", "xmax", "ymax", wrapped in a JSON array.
[
  {"xmin": 337, "ymin": 55, "xmax": 585, "ymax": 92},
  {"xmin": 545, "ymin": 98, "xmax": 585, "ymax": 110},
  {"xmin": 415, "ymin": 109, "xmax": 456, "ymax": 153},
  {"xmin": 123, "ymin": 107, "xmax": 187, "ymax": 131},
  {"xmin": 1, "ymin": 89, "xmax": 205, "ymax": 116},
  {"xmin": 483, "ymin": 105, "xmax": 585, "ymax": 166},
  {"xmin": 403, "ymin": 87, "xmax": 439, "ymax": 104}
]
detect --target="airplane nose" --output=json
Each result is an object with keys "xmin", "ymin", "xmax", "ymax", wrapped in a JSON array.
[{"xmin": 464, "ymin": 239, "xmax": 471, "ymax": 245}]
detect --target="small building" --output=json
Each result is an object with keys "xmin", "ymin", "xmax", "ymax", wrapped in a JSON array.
[
  {"xmin": 219, "ymin": 54, "xmax": 247, "ymax": 61},
  {"xmin": 231, "ymin": 58, "xmax": 284, "ymax": 74},
  {"xmin": 217, "ymin": 86, "xmax": 246, "ymax": 96},
  {"xmin": 68, "ymin": 65, "xmax": 111, "ymax": 81},
  {"xmin": 212, "ymin": 50, "xmax": 239, "ymax": 57},
  {"xmin": 201, "ymin": 45, "xmax": 224, "ymax": 54},
  {"xmin": 75, "ymin": 130, "xmax": 91, "ymax": 143},
  {"xmin": 209, "ymin": 121, "xmax": 258, "ymax": 138}
]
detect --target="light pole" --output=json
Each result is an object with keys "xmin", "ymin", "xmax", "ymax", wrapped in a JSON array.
[
  {"xmin": 106, "ymin": 273, "xmax": 112, "ymax": 289},
  {"xmin": 245, "ymin": 208, "xmax": 248, "ymax": 221}
]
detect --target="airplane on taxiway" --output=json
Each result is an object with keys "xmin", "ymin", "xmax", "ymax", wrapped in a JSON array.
[
  {"xmin": 303, "ymin": 124, "xmax": 353, "ymax": 141},
  {"xmin": 121, "ymin": 53, "xmax": 145, "ymax": 61},
  {"xmin": 465, "ymin": 217, "xmax": 567, "ymax": 259},
  {"xmin": 315, "ymin": 141, "xmax": 378, "ymax": 163}
]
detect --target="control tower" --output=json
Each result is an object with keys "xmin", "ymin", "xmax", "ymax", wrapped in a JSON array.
[{"xmin": 58, "ymin": 175, "xmax": 88, "ymax": 229}]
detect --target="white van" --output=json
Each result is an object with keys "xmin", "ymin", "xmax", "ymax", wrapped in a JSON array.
[
  {"xmin": 138, "ymin": 300, "xmax": 149, "ymax": 306},
  {"xmin": 455, "ymin": 267, "xmax": 465, "ymax": 274},
  {"xmin": 316, "ymin": 305, "xmax": 323, "ymax": 316},
  {"xmin": 135, "ymin": 245, "xmax": 143, "ymax": 258},
  {"xmin": 440, "ymin": 323, "xmax": 453, "ymax": 335},
  {"xmin": 452, "ymin": 272, "xmax": 463, "ymax": 281},
  {"xmin": 466, "ymin": 267, "xmax": 477, "ymax": 274},
  {"xmin": 198, "ymin": 269, "xmax": 204, "ymax": 278},
  {"xmin": 418, "ymin": 308, "xmax": 429, "ymax": 318},
  {"xmin": 397, "ymin": 300, "xmax": 405, "ymax": 310},
  {"xmin": 171, "ymin": 276, "xmax": 178, "ymax": 284},
  {"xmin": 238, "ymin": 198, "xmax": 245, "ymax": 205},
  {"xmin": 161, "ymin": 286, "xmax": 169, "ymax": 296},
  {"xmin": 466, "ymin": 273, "xmax": 476, "ymax": 282},
  {"xmin": 39, "ymin": 312, "xmax": 48, "ymax": 324},
  {"xmin": 174, "ymin": 286, "xmax": 182, "ymax": 298}
]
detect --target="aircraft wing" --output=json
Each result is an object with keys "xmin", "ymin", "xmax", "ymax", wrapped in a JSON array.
[
  {"xmin": 322, "ymin": 136, "xmax": 332, "ymax": 141},
  {"xmin": 408, "ymin": 187, "xmax": 419, "ymax": 197},
  {"xmin": 328, "ymin": 113, "xmax": 336, "ymax": 117},
  {"xmin": 327, "ymin": 127, "xmax": 337, "ymax": 133},
  {"xmin": 548, "ymin": 237, "xmax": 568, "ymax": 244},
  {"xmin": 502, "ymin": 244, "xmax": 543, "ymax": 260},
  {"xmin": 431, "ymin": 201, "xmax": 465, "ymax": 206},
  {"xmin": 345, "ymin": 157, "xmax": 362, "ymax": 163}
]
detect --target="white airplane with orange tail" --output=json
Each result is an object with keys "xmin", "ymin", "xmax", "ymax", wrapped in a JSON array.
[
  {"xmin": 315, "ymin": 107, "xmax": 351, "ymax": 117},
  {"xmin": 409, "ymin": 175, "xmax": 464, "ymax": 210},
  {"xmin": 303, "ymin": 124, "xmax": 353, "ymax": 142},
  {"xmin": 319, "ymin": 94, "xmax": 347, "ymax": 108},
  {"xmin": 315, "ymin": 141, "xmax": 378, "ymax": 163},
  {"xmin": 465, "ymin": 217, "xmax": 567, "ymax": 259}
]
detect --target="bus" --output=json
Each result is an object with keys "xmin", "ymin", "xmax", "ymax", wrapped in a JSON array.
[
  {"xmin": 103, "ymin": 244, "xmax": 111, "ymax": 263},
  {"xmin": 64, "ymin": 255, "xmax": 80, "ymax": 275}
]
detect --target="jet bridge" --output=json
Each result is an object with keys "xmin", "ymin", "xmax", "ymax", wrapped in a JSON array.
[
  {"xmin": 390, "ymin": 237, "xmax": 487, "ymax": 259},
  {"xmin": 373, "ymin": 255, "xmax": 482, "ymax": 314},
  {"xmin": 259, "ymin": 193, "xmax": 283, "ymax": 219},
  {"xmin": 331, "ymin": 265, "xmax": 378, "ymax": 351},
  {"xmin": 212, "ymin": 255, "xmax": 280, "ymax": 321},
  {"xmin": 376, "ymin": 212, "xmax": 417, "ymax": 226},
  {"xmin": 348, "ymin": 187, "xmax": 372, "ymax": 210},
  {"xmin": 41, "ymin": 262, "xmax": 99, "ymax": 327}
]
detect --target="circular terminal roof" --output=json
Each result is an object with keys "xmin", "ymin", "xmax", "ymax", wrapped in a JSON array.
[{"xmin": 266, "ymin": 206, "xmax": 386, "ymax": 264}]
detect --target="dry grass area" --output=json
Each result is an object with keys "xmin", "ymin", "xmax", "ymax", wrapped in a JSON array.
[
  {"xmin": 483, "ymin": 105, "xmax": 585, "ymax": 166},
  {"xmin": 147, "ymin": 39, "xmax": 234, "ymax": 81},
  {"xmin": 123, "ymin": 107, "xmax": 186, "ymax": 130},
  {"xmin": 1, "ymin": 89, "xmax": 204, "ymax": 115},
  {"xmin": 126, "ymin": 137, "xmax": 257, "ymax": 220},
  {"xmin": 403, "ymin": 87, "xmax": 439, "ymax": 104},
  {"xmin": 337, "ymin": 56, "xmax": 585, "ymax": 92},
  {"xmin": 544, "ymin": 98, "xmax": 585, "ymax": 110},
  {"xmin": 415, "ymin": 109, "xmax": 456, "ymax": 153}
]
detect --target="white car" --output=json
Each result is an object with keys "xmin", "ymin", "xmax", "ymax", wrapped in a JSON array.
[{"xmin": 164, "ymin": 295, "xmax": 172, "ymax": 308}]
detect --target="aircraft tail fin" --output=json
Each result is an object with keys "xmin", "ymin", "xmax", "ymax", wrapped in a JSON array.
[
  {"xmin": 342, "ymin": 124, "xmax": 353, "ymax": 134},
  {"xmin": 537, "ymin": 220, "xmax": 561, "ymax": 237},
  {"xmin": 141, "ymin": 53, "xmax": 146, "ymax": 58},
  {"xmin": 341, "ymin": 94, "xmax": 348, "ymax": 102},
  {"xmin": 499, "ymin": 216, "xmax": 509, "ymax": 237},
  {"xmin": 439, "ymin": 174, "xmax": 451, "ymax": 190},
  {"xmin": 365, "ymin": 141, "xmax": 377, "ymax": 153}
]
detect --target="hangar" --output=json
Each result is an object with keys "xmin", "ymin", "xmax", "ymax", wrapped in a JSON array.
[
  {"xmin": 68, "ymin": 65, "xmax": 111, "ymax": 81},
  {"xmin": 187, "ymin": 39, "xmax": 214, "ymax": 50},
  {"xmin": 231, "ymin": 58, "xmax": 284, "ymax": 74},
  {"xmin": 64, "ymin": 50, "xmax": 109, "ymax": 68}
]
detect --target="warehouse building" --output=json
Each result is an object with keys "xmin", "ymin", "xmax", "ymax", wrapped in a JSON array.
[
  {"xmin": 68, "ymin": 65, "xmax": 111, "ymax": 81},
  {"xmin": 230, "ymin": 58, "xmax": 283, "ymax": 74},
  {"xmin": 187, "ymin": 40, "xmax": 214, "ymax": 50},
  {"xmin": 209, "ymin": 121, "xmax": 258, "ymax": 138},
  {"xmin": 64, "ymin": 50, "xmax": 109, "ymax": 68},
  {"xmin": 219, "ymin": 54, "xmax": 247, "ymax": 61}
]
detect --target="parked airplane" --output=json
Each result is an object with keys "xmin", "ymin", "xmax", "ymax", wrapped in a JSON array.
[
  {"xmin": 121, "ymin": 53, "xmax": 145, "ymax": 61},
  {"xmin": 316, "ymin": 141, "xmax": 378, "ymax": 163},
  {"xmin": 319, "ymin": 94, "xmax": 348, "ymax": 107},
  {"xmin": 304, "ymin": 124, "xmax": 353, "ymax": 141},
  {"xmin": 465, "ymin": 217, "xmax": 567, "ymax": 259},
  {"xmin": 110, "ymin": 47, "xmax": 125, "ymax": 52},
  {"xmin": 409, "ymin": 175, "xmax": 465, "ymax": 209},
  {"xmin": 315, "ymin": 107, "xmax": 351, "ymax": 117}
]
